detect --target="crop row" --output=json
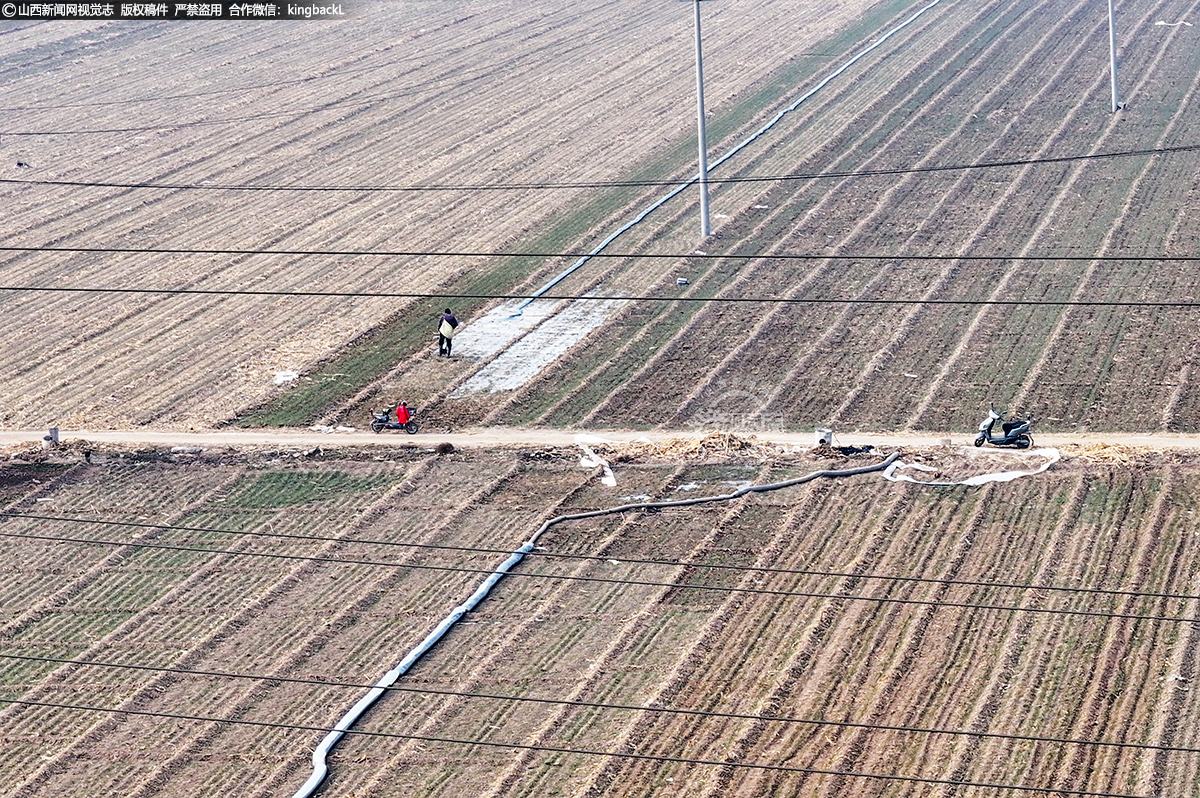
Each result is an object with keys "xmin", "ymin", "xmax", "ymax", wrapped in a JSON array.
[
  {"xmin": 0, "ymin": 0, "xmax": 883, "ymax": 431},
  {"xmin": 364, "ymin": 461, "xmax": 1200, "ymax": 797},
  {"xmin": 409, "ymin": 0, "xmax": 1200, "ymax": 435},
  {"xmin": 1, "ymin": 448, "xmax": 615, "ymax": 796},
  {"xmin": 6, "ymin": 447, "xmax": 1200, "ymax": 796}
]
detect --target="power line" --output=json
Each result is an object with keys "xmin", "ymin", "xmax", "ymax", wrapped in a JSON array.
[
  {"xmin": 0, "ymin": 696, "xmax": 1165, "ymax": 797},
  {"xmin": 0, "ymin": 47, "xmax": 460, "ymax": 113},
  {"xmin": 1, "ymin": 10, "xmax": 657, "ymax": 125},
  {"xmin": 1, "ymin": 70, "xmax": 499, "ymax": 137},
  {"xmin": 2, "ymin": 143, "xmax": 1197, "ymax": 192},
  {"xmin": 5, "ymin": 652, "xmax": 1197, "ymax": 758},
  {"xmin": 3, "ymin": 243, "xmax": 1196, "ymax": 263},
  {"xmin": 2, "ymin": 527, "xmax": 1193, "ymax": 624},
  {"xmin": 5, "ymin": 510, "xmax": 1197, "ymax": 605},
  {"xmin": 0, "ymin": 245, "xmax": 1196, "ymax": 309},
  {"xmin": 4, "ymin": 104, "xmax": 369, "ymax": 137},
  {"xmin": 0, "ymin": 284, "xmax": 1195, "ymax": 310},
  {"xmin": 2, "ymin": 244, "xmax": 1194, "ymax": 309},
  {"xmin": 0, "ymin": 77, "xmax": 316, "ymax": 114}
]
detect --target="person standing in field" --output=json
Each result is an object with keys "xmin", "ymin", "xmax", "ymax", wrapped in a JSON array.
[{"xmin": 438, "ymin": 308, "xmax": 459, "ymax": 357}]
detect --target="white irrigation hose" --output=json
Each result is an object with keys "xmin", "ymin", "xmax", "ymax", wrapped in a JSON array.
[
  {"xmin": 575, "ymin": 436, "xmax": 618, "ymax": 487},
  {"xmin": 883, "ymin": 448, "xmax": 1061, "ymax": 487},
  {"xmin": 513, "ymin": 0, "xmax": 946, "ymax": 314},
  {"xmin": 291, "ymin": 543, "xmax": 533, "ymax": 798},
  {"xmin": 291, "ymin": 453, "xmax": 900, "ymax": 797}
]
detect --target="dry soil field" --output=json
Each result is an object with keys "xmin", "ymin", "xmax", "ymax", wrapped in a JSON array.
[
  {"xmin": 1, "ymin": 442, "xmax": 1199, "ymax": 797},
  {"xmin": 4, "ymin": 1, "xmax": 1200, "ymax": 797},
  {"xmin": 388, "ymin": 0, "xmax": 1200, "ymax": 439},
  {"xmin": 4, "ymin": 0, "xmax": 1198, "ymax": 436},
  {"xmin": 1, "ymin": 0, "xmax": 881, "ymax": 431}
]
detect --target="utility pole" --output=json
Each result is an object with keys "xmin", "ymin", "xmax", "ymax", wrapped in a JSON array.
[
  {"xmin": 692, "ymin": 0, "xmax": 711, "ymax": 238},
  {"xmin": 1108, "ymin": 0, "xmax": 1121, "ymax": 112}
]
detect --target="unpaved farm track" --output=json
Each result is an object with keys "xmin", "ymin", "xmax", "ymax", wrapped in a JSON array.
[
  {"xmin": 2, "ymin": 445, "xmax": 1199, "ymax": 797},
  {"xmin": 5, "ymin": 427, "xmax": 1200, "ymax": 453}
]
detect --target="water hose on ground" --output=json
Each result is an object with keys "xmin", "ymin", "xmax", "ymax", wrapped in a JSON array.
[{"xmin": 291, "ymin": 452, "xmax": 900, "ymax": 797}]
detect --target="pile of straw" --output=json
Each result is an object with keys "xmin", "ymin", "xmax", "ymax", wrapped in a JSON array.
[
  {"xmin": 599, "ymin": 432, "xmax": 774, "ymax": 460},
  {"xmin": 1067, "ymin": 443, "xmax": 1162, "ymax": 464}
]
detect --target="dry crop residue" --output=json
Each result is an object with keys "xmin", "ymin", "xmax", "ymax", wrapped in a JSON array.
[
  {"xmin": 436, "ymin": 0, "xmax": 1200, "ymax": 437},
  {"xmin": 5, "ymin": 448, "xmax": 1200, "ymax": 796},
  {"xmin": 593, "ymin": 432, "xmax": 782, "ymax": 461},
  {"xmin": 0, "ymin": 0, "xmax": 877, "ymax": 431}
]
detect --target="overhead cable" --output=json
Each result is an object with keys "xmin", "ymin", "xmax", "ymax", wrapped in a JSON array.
[
  {"xmin": 1, "ymin": 528, "xmax": 1193, "ymax": 624},
  {"xmin": 3, "ymin": 243, "xmax": 1197, "ymax": 262},
  {"xmin": 0, "ymin": 697, "xmax": 1164, "ymax": 798},
  {"xmin": 4, "ymin": 652, "xmax": 1196, "ymax": 758},
  {"xmin": 0, "ymin": 45, "xmax": 466, "ymax": 113},
  {"xmin": 0, "ymin": 284, "xmax": 1195, "ymax": 309},
  {"xmin": 3, "ymin": 141, "xmax": 1195, "ymax": 192},
  {"xmin": 5, "ymin": 510, "xmax": 1197, "ymax": 604}
]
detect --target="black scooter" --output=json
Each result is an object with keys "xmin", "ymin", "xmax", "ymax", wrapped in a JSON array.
[
  {"xmin": 974, "ymin": 404, "xmax": 1034, "ymax": 449},
  {"xmin": 370, "ymin": 408, "xmax": 419, "ymax": 434}
]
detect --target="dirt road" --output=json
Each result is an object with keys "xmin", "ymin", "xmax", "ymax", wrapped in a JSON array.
[{"xmin": 4, "ymin": 427, "xmax": 1200, "ymax": 452}]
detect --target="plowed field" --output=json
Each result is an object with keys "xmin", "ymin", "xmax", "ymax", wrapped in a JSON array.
[
  {"xmin": 0, "ymin": 0, "xmax": 879, "ymax": 430},
  {"xmin": 6, "ymin": 0, "xmax": 1199, "ymax": 435},
  {"xmin": 426, "ymin": 0, "xmax": 1200, "ymax": 437},
  {"xmin": 5, "ymin": 3, "xmax": 1200, "ymax": 796},
  {"xmin": 2, "ymin": 446, "xmax": 1199, "ymax": 797}
]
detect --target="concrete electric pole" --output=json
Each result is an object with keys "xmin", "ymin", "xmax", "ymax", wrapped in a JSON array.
[
  {"xmin": 692, "ymin": 0, "xmax": 712, "ymax": 237},
  {"xmin": 1108, "ymin": 0, "xmax": 1121, "ymax": 112}
]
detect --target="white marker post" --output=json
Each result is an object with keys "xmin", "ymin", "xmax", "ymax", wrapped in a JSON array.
[
  {"xmin": 692, "ymin": 0, "xmax": 711, "ymax": 238},
  {"xmin": 1108, "ymin": 0, "xmax": 1121, "ymax": 112}
]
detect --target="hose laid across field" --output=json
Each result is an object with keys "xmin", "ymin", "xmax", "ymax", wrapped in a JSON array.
[
  {"xmin": 884, "ymin": 448, "xmax": 1061, "ymax": 486},
  {"xmin": 291, "ymin": 453, "xmax": 900, "ymax": 797}
]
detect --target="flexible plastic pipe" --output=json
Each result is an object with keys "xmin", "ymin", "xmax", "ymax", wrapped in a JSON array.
[
  {"xmin": 528, "ymin": 452, "xmax": 900, "ymax": 546},
  {"xmin": 883, "ymin": 448, "xmax": 1060, "ymax": 486},
  {"xmin": 291, "ymin": 543, "xmax": 534, "ymax": 798},
  {"xmin": 291, "ymin": 453, "xmax": 899, "ymax": 797}
]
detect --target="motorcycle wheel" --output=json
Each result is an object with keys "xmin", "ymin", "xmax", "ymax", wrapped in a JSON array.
[
  {"xmin": 371, "ymin": 421, "xmax": 384, "ymax": 434},
  {"xmin": 1015, "ymin": 434, "xmax": 1032, "ymax": 449},
  {"xmin": 974, "ymin": 435, "xmax": 986, "ymax": 447},
  {"xmin": 404, "ymin": 420, "xmax": 420, "ymax": 435}
]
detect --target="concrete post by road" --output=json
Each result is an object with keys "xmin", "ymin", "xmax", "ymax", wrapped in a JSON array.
[
  {"xmin": 693, "ymin": 0, "xmax": 712, "ymax": 238},
  {"xmin": 1108, "ymin": 0, "xmax": 1121, "ymax": 112}
]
